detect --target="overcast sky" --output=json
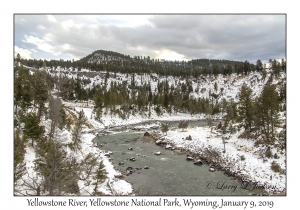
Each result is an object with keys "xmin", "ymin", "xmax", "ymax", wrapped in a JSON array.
[{"xmin": 14, "ymin": 14, "xmax": 286, "ymax": 64}]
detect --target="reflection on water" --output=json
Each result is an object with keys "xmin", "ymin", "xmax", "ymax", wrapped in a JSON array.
[{"xmin": 93, "ymin": 122, "xmax": 266, "ymax": 196}]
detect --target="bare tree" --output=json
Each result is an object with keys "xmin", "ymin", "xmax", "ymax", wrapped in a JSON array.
[
  {"xmin": 71, "ymin": 109, "xmax": 87, "ymax": 152},
  {"xmin": 34, "ymin": 139, "xmax": 81, "ymax": 195},
  {"xmin": 48, "ymin": 96, "xmax": 63, "ymax": 139},
  {"xmin": 17, "ymin": 169, "xmax": 42, "ymax": 196}
]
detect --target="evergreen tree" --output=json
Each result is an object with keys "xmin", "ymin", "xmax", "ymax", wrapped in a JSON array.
[
  {"xmin": 173, "ymin": 91, "xmax": 182, "ymax": 113},
  {"xmin": 278, "ymin": 122, "xmax": 286, "ymax": 149},
  {"xmin": 220, "ymin": 98, "xmax": 228, "ymax": 117},
  {"xmin": 161, "ymin": 123, "xmax": 169, "ymax": 135},
  {"xmin": 205, "ymin": 100, "xmax": 213, "ymax": 126},
  {"xmin": 251, "ymin": 100, "xmax": 262, "ymax": 135},
  {"xmin": 16, "ymin": 53, "xmax": 21, "ymax": 62},
  {"xmin": 243, "ymin": 60, "xmax": 250, "ymax": 75},
  {"xmin": 212, "ymin": 64, "xmax": 220, "ymax": 75},
  {"xmin": 14, "ymin": 129, "xmax": 26, "ymax": 191},
  {"xmin": 256, "ymin": 59, "xmax": 263, "ymax": 71},
  {"xmin": 31, "ymin": 70, "xmax": 49, "ymax": 119},
  {"xmin": 269, "ymin": 59, "xmax": 281, "ymax": 77},
  {"xmin": 227, "ymin": 99, "xmax": 237, "ymax": 123},
  {"xmin": 80, "ymin": 153, "xmax": 98, "ymax": 180},
  {"xmin": 217, "ymin": 121, "xmax": 223, "ymax": 129},
  {"xmin": 58, "ymin": 107, "xmax": 67, "ymax": 130},
  {"xmin": 75, "ymin": 77, "xmax": 83, "ymax": 101},
  {"xmin": 163, "ymin": 92, "xmax": 169, "ymax": 109},
  {"xmin": 14, "ymin": 66, "xmax": 33, "ymax": 110},
  {"xmin": 92, "ymin": 161, "xmax": 107, "ymax": 195},
  {"xmin": 257, "ymin": 84, "xmax": 281, "ymax": 144},
  {"xmin": 229, "ymin": 64, "xmax": 233, "ymax": 74},
  {"xmin": 23, "ymin": 113, "xmax": 44, "ymax": 147},
  {"xmin": 237, "ymin": 86, "xmax": 254, "ymax": 131},
  {"xmin": 278, "ymin": 82, "xmax": 286, "ymax": 104},
  {"xmin": 281, "ymin": 58, "xmax": 286, "ymax": 71}
]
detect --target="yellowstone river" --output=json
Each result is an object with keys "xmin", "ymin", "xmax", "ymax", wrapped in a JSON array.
[{"xmin": 93, "ymin": 121, "xmax": 267, "ymax": 196}]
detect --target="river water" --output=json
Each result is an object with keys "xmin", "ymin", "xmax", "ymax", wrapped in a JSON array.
[{"xmin": 93, "ymin": 121, "xmax": 267, "ymax": 196}]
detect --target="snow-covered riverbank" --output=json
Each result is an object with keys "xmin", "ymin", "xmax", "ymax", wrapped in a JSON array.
[
  {"xmin": 160, "ymin": 127, "xmax": 286, "ymax": 195},
  {"xmin": 87, "ymin": 99, "xmax": 286, "ymax": 194},
  {"xmin": 68, "ymin": 100, "xmax": 286, "ymax": 195},
  {"xmin": 20, "ymin": 116, "xmax": 133, "ymax": 196}
]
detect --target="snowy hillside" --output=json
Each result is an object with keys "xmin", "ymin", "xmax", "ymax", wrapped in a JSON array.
[{"xmin": 46, "ymin": 66, "xmax": 285, "ymax": 105}]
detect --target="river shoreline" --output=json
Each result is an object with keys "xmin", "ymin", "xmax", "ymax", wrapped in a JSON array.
[
  {"xmin": 92, "ymin": 120, "xmax": 285, "ymax": 196},
  {"xmin": 151, "ymin": 136, "xmax": 268, "ymax": 195},
  {"xmin": 65, "ymin": 101, "xmax": 285, "ymax": 196}
]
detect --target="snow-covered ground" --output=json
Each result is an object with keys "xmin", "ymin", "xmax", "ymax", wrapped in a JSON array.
[{"xmin": 161, "ymin": 126, "xmax": 286, "ymax": 194}]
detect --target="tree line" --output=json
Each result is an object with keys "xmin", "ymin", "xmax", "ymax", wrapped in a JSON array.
[{"xmin": 17, "ymin": 50, "xmax": 286, "ymax": 79}]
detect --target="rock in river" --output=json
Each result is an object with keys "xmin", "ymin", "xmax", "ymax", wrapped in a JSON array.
[
  {"xmin": 209, "ymin": 167, "xmax": 215, "ymax": 172},
  {"xmin": 194, "ymin": 160, "xmax": 203, "ymax": 165},
  {"xmin": 187, "ymin": 156, "xmax": 194, "ymax": 161},
  {"xmin": 165, "ymin": 145, "xmax": 172, "ymax": 149},
  {"xmin": 156, "ymin": 140, "xmax": 162, "ymax": 145},
  {"xmin": 114, "ymin": 174, "xmax": 124, "ymax": 178}
]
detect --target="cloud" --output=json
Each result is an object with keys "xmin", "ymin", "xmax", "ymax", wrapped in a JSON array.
[
  {"xmin": 14, "ymin": 46, "xmax": 33, "ymax": 59},
  {"xmin": 61, "ymin": 20, "xmax": 74, "ymax": 29},
  {"xmin": 155, "ymin": 49, "xmax": 188, "ymax": 61},
  {"xmin": 99, "ymin": 15, "xmax": 152, "ymax": 27},
  {"xmin": 22, "ymin": 35, "xmax": 57, "ymax": 55},
  {"xmin": 16, "ymin": 18, "xmax": 26, "ymax": 24},
  {"xmin": 47, "ymin": 15, "xmax": 57, "ymax": 23},
  {"xmin": 14, "ymin": 14, "xmax": 286, "ymax": 63},
  {"xmin": 37, "ymin": 24, "xmax": 46, "ymax": 30}
]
